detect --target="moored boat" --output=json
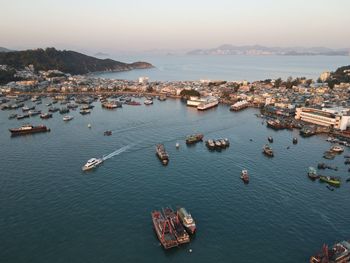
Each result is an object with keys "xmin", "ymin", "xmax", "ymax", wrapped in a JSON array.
[
  {"xmin": 40, "ymin": 113, "xmax": 53, "ymax": 119},
  {"xmin": 177, "ymin": 207, "xmax": 196, "ymax": 234},
  {"xmin": 144, "ymin": 99, "xmax": 153, "ymax": 105},
  {"xmin": 80, "ymin": 109, "xmax": 91, "ymax": 115},
  {"xmin": 319, "ymin": 175, "xmax": 341, "ymax": 187},
  {"xmin": 16, "ymin": 114, "xmax": 30, "ymax": 120},
  {"xmin": 308, "ymin": 167, "xmax": 319, "ymax": 180},
  {"xmin": 186, "ymin": 133, "xmax": 204, "ymax": 144},
  {"xmin": 63, "ymin": 115, "xmax": 74, "ymax": 121},
  {"xmin": 206, "ymin": 139, "xmax": 215, "ymax": 150},
  {"xmin": 310, "ymin": 240, "xmax": 350, "ymax": 263},
  {"xmin": 9, "ymin": 124, "xmax": 50, "ymax": 136},
  {"xmin": 330, "ymin": 145, "xmax": 344, "ymax": 153},
  {"xmin": 162, "ymin": 207, "xmax": 190, "ymax": 244},
  {"xmin": 241, "ymin": 169, "xmax": 249, "ymax": 184},
  {"xmin": 151, "ymin": 210, "xmax": 178, "ymax": 249},
  {"xmin": 156, "ymin": 144, "xmax": 169, "ymax": 165},
  {"xmin": 104, "ymin": 130, "xmax": 112, "ymax": 136},
  {"xmin": 262, "ymin": 144, "xmax": 274, "ymax": 157},
  {"xmin": 293, "ymin": 137, "xmax": 298, "ymax": 144}
]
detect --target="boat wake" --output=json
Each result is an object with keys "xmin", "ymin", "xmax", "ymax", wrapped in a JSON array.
[{"xmin": 102, "ymin": 145, "xmax": 132, "ymax": 161}]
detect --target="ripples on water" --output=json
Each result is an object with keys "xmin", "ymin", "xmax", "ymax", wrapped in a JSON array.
[{"xmin": 0, "ymin": 99, "xmax": 350, "ymax": 263}]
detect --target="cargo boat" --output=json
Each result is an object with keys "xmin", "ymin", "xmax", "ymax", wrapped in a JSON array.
[
  {"xmin": 163, "ymin": 207, "xmax": 190, "ymax": 244},
  {"xmin": 186, "ymin": 134, "xmax": 204, "ymax": 144},
  {"xmin": 151, "ymin": 210, "xmax": 178, "ymax": 249},
  {"xmin": 156, "ymin": 144, "xmax": 169, "ymax": 165},
  {"xmin": 177, "ymin": 207, "xmax": 196, "ymax": 234},
  {"xmin": 263, "ymin": 144, "xmax": 274, "ymax": 157},
  {"xmin": 319, "ymin": 175, "xmax": 341, "ymax": 187},
  {"xmin": 241, "ymin": 169, "xmax": 249, "ymax": 184},
  {"xmin": 310, "ymin": 240, "xmax": 350, "ymax": 263},
  {"xmin": 9, "ymin": 124, "xmax": 50, "ymax": 136}
]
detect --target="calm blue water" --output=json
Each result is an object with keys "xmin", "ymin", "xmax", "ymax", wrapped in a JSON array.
[
  {"xmin": 93, "ymin": 55, "xmax": 350, "ymax": 81},
  {"xmin": 1, "ymin": 99, "xmax": 350, "ymax": 263}
]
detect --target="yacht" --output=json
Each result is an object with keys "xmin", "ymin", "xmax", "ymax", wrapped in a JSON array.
[{"xmin": 82, "ymin": 158, "xmax": 103, "ymax": 171}]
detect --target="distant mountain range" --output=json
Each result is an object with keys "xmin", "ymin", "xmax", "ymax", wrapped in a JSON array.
[
  {"xmin": 0, "ymin": 47, "xmax": 13, "ymax": 52},
  {"xmin": 187, "ymin": 45, "xmax": 350, "ymax": 56},
  {"xmin": 0, "ymin": 48, "xmax": 153, "ymax": 75}
]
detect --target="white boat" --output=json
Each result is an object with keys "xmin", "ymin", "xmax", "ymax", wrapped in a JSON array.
[
  {"xmin": 186, "ymin": 96, "xmax": 207, "ymax": 107},
  {"xmin": 144, "ymin": 99, "xmax": 153, "ymax": 105},
  {"xmin": 82, "ymin": 158, "xmax": 103, "ymax": 171},
  {"xmin": 330, "ymin": 145, "xmax": 344, "ymax": 153},
  {"xmin": 197, "ymin": 98, "xmax": 219, "ymax": 110},
  {"xmin": 176, "ymin": 142, "xmax": 180, "ymax": 148},
  {"xmin": 63, "ymin": 115, "xmax": 74, "ymax": 121},
  {"xmin": 88, "ymin": 124, "xmax": 91, "ymax": 128}
]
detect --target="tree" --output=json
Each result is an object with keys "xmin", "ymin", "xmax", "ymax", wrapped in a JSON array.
[
  {"xmin": 179, "ymin": 89, "xmax": 200, "ymax": 98},
  {"xmin": 274, "ymin": 78, "xmax": 282, "ymax": 88}
]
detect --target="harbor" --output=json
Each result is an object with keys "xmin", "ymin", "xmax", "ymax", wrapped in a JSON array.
[{"xmin": 0, "ymin": 96, "xmax": 350, "ymax": 262}]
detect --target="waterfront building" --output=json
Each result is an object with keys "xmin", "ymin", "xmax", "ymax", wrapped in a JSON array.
[{"xmin": 295, "ymin": 107, "xmax": 350, "ymax": 130}]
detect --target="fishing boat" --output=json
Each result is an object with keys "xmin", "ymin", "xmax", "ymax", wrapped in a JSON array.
[
  {"xmin": 330, "ymin": 145, "xmax": 344, "ymax": 153},
  {"xmin": 151, "ymin": 210, "xmax": 178, "ymax": 249},
  {"xmin": 63, "ymin": 115, "xmax": 74, "ymax": 121},
  {"xmin": 156, "ymin": 144, "xmax": 169, "ymax": 165},
  {"xmin": 79, "ymin": 109, "xmax": 91, "ymax": 115},
  {"xmin": 219, "ymin": 138, "xmax": 228, "ymax": 148},
  {"xmin": 206, "ymin": 139, "xmax": 215, "ymax": 150},
  {"xmin": 82, "ymin": 158, "xmax": 103, "ymax": 171},
  {"xmin": 262, "ymin": 144, "xmax": 274, "ymax": 157},
  {"xmin": 177, "ymin": 207, "xmax": 196, "ymax": 234},
  {"xmin": 9, "ymin": 124, "xmax": 50, "ymax": 136},
  {"xmin": 310, "ymin": 240, "xmax": 350, "ymax": 263},
  {"xmin": 308, "ymin": 167, "xmax": 319, "ymax": 180},
  {"xmin": 40, "ymin": 113, "xmax": 53, "ymax": 119},
  {"xmin": 268, "ymin": 136, "xmax": 273, "ymax": 143},
  {"xmin": 162, "ymin": 207, "xmax": 190, "ymax": 244},
  {"xmin": 144, "ymin": 99, "xmax": 153, "ymax": 105},
  {"xmin": 319, "ymin": 175, "xmax": 341, "ymax": 187},
  {"xmin": 186, "ymin": 134, "xmax": 204, "ymax": 145},
  {"xmin": 241, "ymin": 169, "xmax": 249, "ymax": 184},
  {"xmin": 104, "ymin": 130, "xmax": 112, "ymax": 136},
  {"xmin": 175, "ymin": 142, "xmax": 180, "ymax": 149}
]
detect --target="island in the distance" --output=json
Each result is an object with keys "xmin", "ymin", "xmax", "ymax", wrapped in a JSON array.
[{"xmin": 0, "ymin": 47, "xmax": 153, "ymax": 76}]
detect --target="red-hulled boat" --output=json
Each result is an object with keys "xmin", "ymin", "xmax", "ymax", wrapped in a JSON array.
[
  {"xmin": 151, "ymin": 210, "xmax": 178, "ymax": 249},
  {"xmin": 9, "ymin": 124, "xmax": 50, "ymax": 136},
  {"xmin": 163, "ymin": 207, "xmax": 190, "ymax": 244}
]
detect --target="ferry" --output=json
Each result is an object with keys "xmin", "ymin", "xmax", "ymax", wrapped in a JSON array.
[
  {"xmin": 9, "ymin": 124, "xmax": 50, "ymax": 136},
  {"xmin": 82, "ymin": 158, "xmax": 103, "ymax": 171},
  {"xmin": 197, "ymin": 98, "xmax": 219, "ymax": 111},
  {"xmin": 241, "ymin": 169, "xmax": 249, "ymax": 184},
  {"xmin": 163, "ymin": 207, "xmax": 190, "ymax": 244},
  {"xmin": 186, "ymin": 134, "xmax": 204, "ymax": 144},
  {"xmin": 156, "ymin": 144, "xmax": 169, "ymax": 165},
  {"xmin": 263, "ymin": 144, "xmax": 274, "ymax": 157},
  {"xmin": 151, "ymin": 210, "xmax": 178, "ymax": 249},
  {"xmin": 177, "ymin": 207, "xmax": 196, "ymax": 234},
  {"xmin": 310, "ymin": 239, "xmax": 350, "ymax": 263},
  {"xmin": 63, "ymin": 115, "xmax": 74, "ymax": 121},
  {"xmin": 230, "ymin": 100, "xmax": 249, "ymax": 111}
]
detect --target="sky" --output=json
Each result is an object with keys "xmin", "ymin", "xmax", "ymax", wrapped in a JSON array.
[{"xmin": 1, "ymin": 0, "xmax": 350, "ymax": 53}]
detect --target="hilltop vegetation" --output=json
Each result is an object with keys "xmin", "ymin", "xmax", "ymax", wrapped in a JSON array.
[{"xmin": 0, "ymin": 48, "xmax": 153, "ymax": 75}]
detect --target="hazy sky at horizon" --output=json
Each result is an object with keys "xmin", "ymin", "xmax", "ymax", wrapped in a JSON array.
[{"xmin": 1, "ymin": 0, "xmax": 350, "ymax": 53}]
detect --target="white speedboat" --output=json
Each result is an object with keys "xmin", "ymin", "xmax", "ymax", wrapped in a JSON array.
[
  {"xmin": 63, "ymin": 115, "xmax": 74, "ymax": 121},
  {"xmin": 82, "ymin": 158, "xmax": 103, "ymax": 171}
]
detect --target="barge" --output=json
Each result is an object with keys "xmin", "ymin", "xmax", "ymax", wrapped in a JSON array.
[
  {"xmin": 151, "ymin": 210, "xmax": 178, "ymax": 249},
  {"xmin": 163, "ymin": 207, "xmax": 190, "ymax": 244},
  {"xmin": 9, "ymin": 124, "xmax": 50, "ymax": 136}
]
